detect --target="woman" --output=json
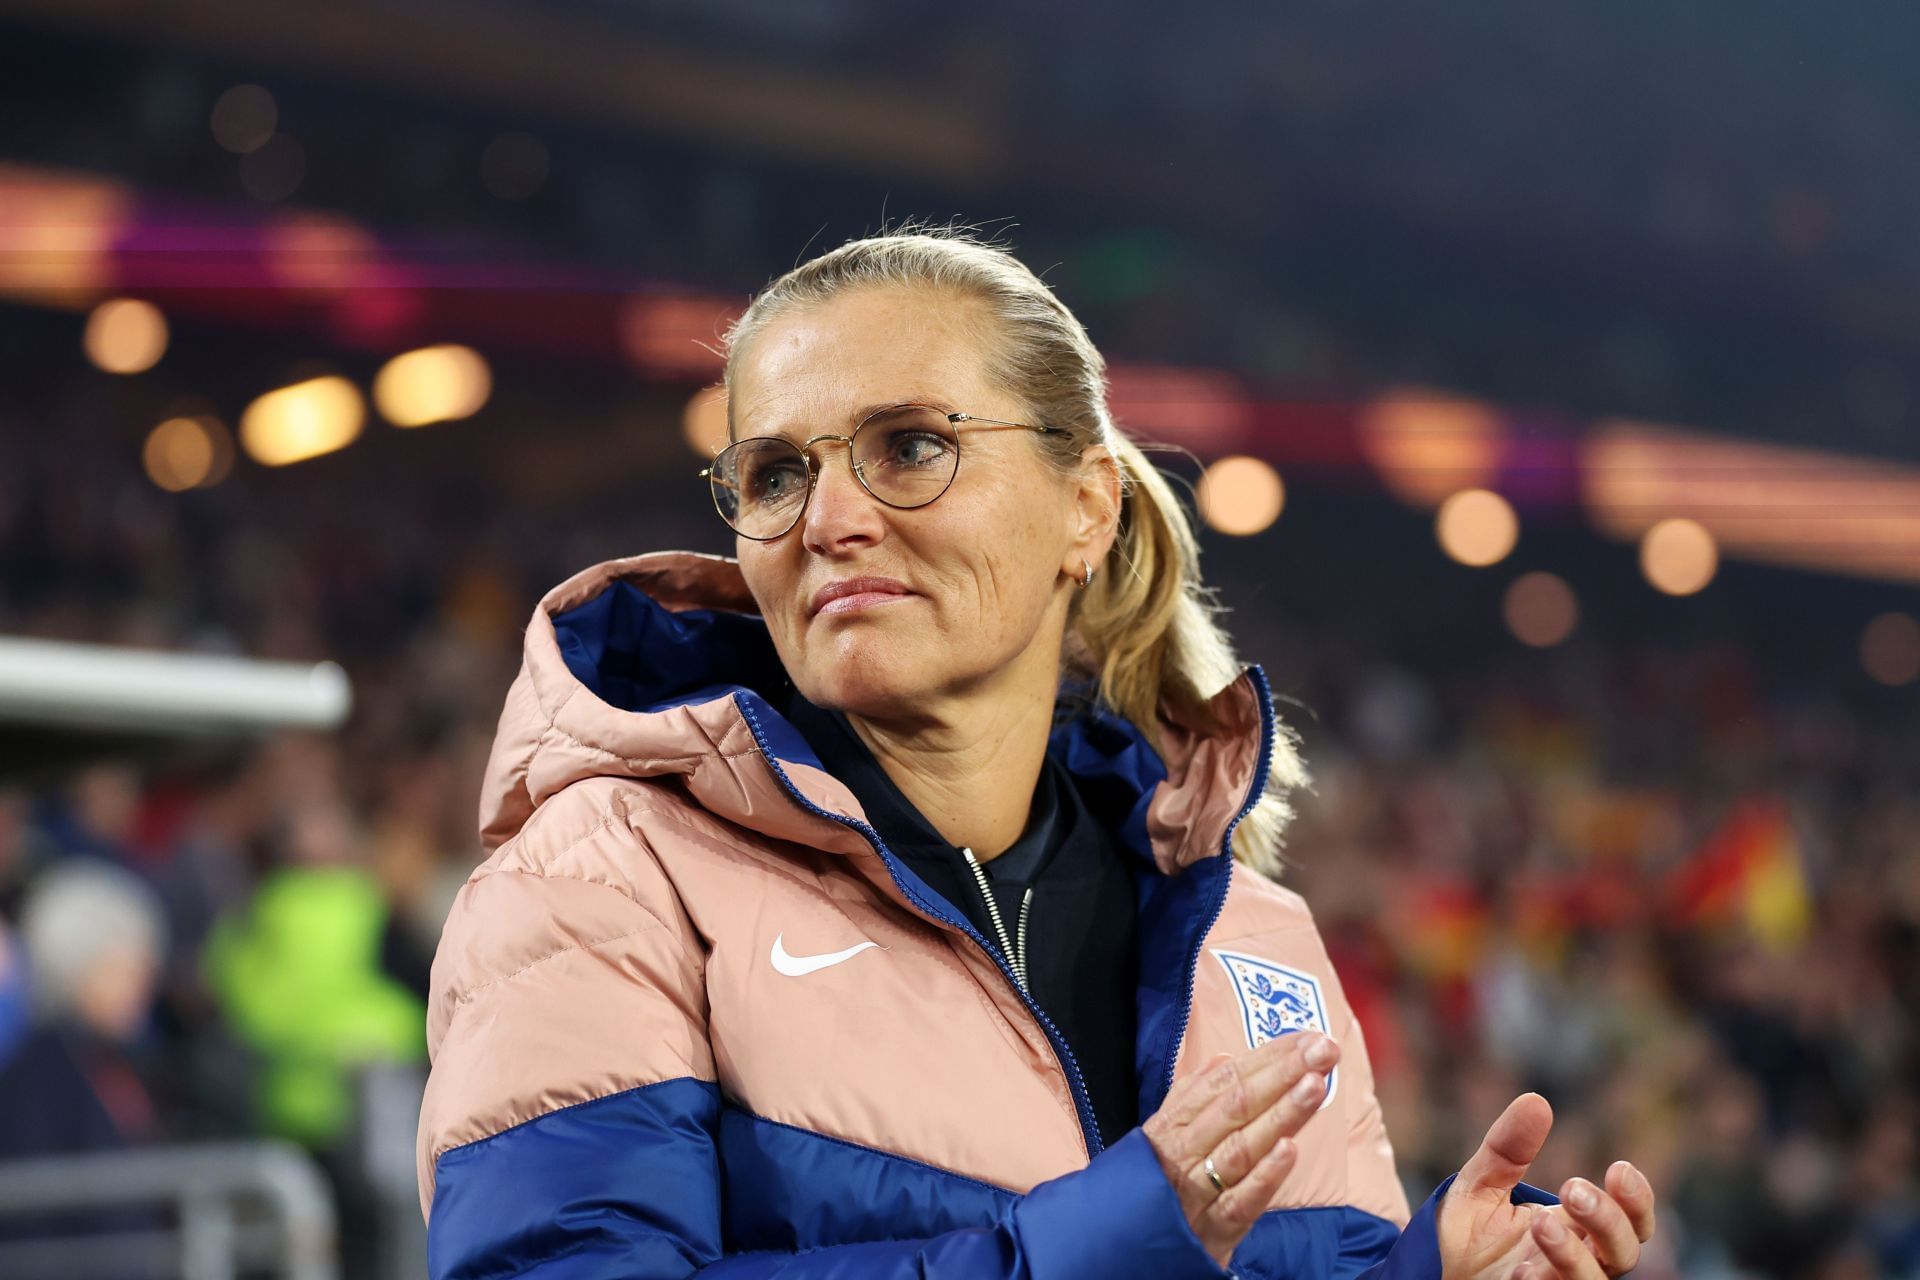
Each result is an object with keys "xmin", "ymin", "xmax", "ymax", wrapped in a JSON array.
[
  {"xmin": 416, "ymin": 230, "xmax": 1656, "ymax": 1279},
  {"xmin": 0, "ymin": 860, "xmax": 166, "ymax": 1248}
]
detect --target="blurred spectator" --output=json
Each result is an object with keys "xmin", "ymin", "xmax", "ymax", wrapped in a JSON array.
[
  {"xmin": 0, "ymin": 858, "xmax": 166, "ymax": 1161},
  {"xmin": 0, "ymin": 860, "xmax": 168, "ymax": 1257},
  {"xmin": 202, "ymin": 794, "xmax": 425, "ymax": 1150},
  {"xmin": 0, "ymin": 927, "xmax": 29, "ymax": 1079}
]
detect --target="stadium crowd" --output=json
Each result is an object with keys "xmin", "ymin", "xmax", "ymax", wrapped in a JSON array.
[{"xmin": 0, "ymin": 418, "xmax": 1914, "ymax": 1280}]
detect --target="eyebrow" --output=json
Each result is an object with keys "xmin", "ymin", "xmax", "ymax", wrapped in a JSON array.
[{"xmin": 735, "ymin": 397, "xmax": 955, "ymax": 443}]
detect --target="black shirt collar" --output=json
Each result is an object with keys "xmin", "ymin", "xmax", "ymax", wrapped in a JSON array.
[{"xmin": 780, "ymin": 689, "xmax": 1066, "ymax": 885}]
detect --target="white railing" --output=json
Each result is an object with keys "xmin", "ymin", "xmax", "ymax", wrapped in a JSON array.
[{"xmin": 0, "ymin": 1141, "xmax": 339, "ymax": 1280}]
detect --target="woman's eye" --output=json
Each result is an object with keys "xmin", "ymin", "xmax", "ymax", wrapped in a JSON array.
[
  {"xmin": 748, "ymin": 461, "xmax": 806, "ymax": 503},
  {"xmin": 883, "ymin": 431, "xmax": 952, "ymax": 468}
]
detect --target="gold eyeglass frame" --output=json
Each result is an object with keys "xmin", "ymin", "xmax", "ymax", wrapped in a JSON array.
[{"xmin": 699, "ymin": 403, "xmax": 1064, "ymax": 541}]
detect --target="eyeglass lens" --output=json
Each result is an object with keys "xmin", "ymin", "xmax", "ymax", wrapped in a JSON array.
[{"xmin": 710, "ymin": 405, "xmax": 961, "ymax": 539}]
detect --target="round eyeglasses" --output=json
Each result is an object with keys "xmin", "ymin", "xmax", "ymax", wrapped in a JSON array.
[{"xmin": 701, "ymin": 403, "xmax": 1063, "ymax": 541}]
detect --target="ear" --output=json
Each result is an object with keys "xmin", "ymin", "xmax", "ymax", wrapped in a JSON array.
[{"xmin": 1062, "ymin": 444, "xmax": 1123, "ymax": 580}]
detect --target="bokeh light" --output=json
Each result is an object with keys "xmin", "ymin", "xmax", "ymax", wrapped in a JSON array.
[
  {"xmin": 0, "ymin": 171, "xmax": 131, "ymax": 305},
  {"xmin": 1586, "ymin": 421, "xmax": 1920, "ymax": 588},
  {"xmin": 264, "ymin": 214, "xmax": 380, "ymax": 295},
  {"xmin": 1861, "ymin": 612, "xmax": 1920, "ymax": 687},
  {"xmin": 1503, "ymin": 572, "xmax": 1579, "ymax": 647},
  {"xmin": 1104, "ymin": 364, "xmax": 1252, "ymax": 448},
  {"xmin": 210, "ymin": 84, "xmax": 277, "ymax": 154},
  {"xmin": 1196, "ymin": 455, "xmax": 1286, "ymax": 536},
  {"xmin": 373, "ymin": 345, "xmax": 492, "ymax": 427},
  {"xmin": 683, "ymin": 385, "xmax": 729, "ymax": 457},
  {"xmin": 240, "ymin": 376, "xmax": 366, "ymax": 466},
  {"xmin": 1358, "ymin": 390, "xmax": 1505, "ymax": 506},
  {"xmin": 142, "ymin": 416, "xmax": 234, "ymax": 492},
  {"xmin": 83, "ymin": 298, "xmax": 168, "ymax": 374},
  {"xmin": 1435, "ymin": 488, "xmax": 1518, "ymax": 566},
  {"xmin": 618, "ymin": 293, "xmax": 737, "ymax": 377},
  {"xmin": 1641, "ymin": 517, "xmax": 1718, "ymax": 595}
]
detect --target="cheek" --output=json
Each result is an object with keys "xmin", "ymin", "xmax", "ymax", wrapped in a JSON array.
[
  {"xmin": 934, "ymin": 489, "xmax": 1065, "ymax": 634},
  {"xmin": 738, "ymin": 547, "xmax": 805, "ymax": 652}
]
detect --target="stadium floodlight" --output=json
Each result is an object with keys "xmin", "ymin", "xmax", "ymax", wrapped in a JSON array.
[{"xmin": 0, "ymin": 637, "xmax": 351, "ymax": 737}]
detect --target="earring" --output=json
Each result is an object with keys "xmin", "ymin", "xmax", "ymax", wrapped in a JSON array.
[{"xmin": 1079, "ymin": 557, "xmax": 1095, "ymax": 589}]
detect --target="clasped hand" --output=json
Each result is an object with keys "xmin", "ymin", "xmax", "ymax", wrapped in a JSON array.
[
  {"xmin": 1438, "ymin": 1092, "xmax": 1655, "ymax": 1280},
  {"xmin": 1143, "ymin": 1033, "xmax": 1657, "ymax": 1277}
]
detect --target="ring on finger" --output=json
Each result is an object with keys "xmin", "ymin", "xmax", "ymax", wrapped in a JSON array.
[{"xmin": 1204, "ymin": 1155, "xmax": 1228, "ymax": 1195}]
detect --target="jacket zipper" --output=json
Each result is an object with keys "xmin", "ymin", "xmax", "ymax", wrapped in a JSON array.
[
  {"xmin": 1160, "ymin": 666, "xmax": 1278, "ymax": 1100},
  {"xmin": 734, "ymin": 696, "xmax": 1105, "ymax": 1157},
  {"xmin": 960, "ymin": 846, "xmax": 1034, "ymax": 994}
]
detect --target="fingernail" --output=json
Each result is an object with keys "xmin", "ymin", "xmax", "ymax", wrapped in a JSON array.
[
  {"xmin": 1304, "ymin": 1036, "xmax": 1337, "ymax": 1068},
  {"xmin": 1537, "ymin": 1213, "xmax": 1566, "ymax": 1243},
  {"xmin": 1292, "ymin": 1073, "xmax": 1322, "ymax": 1104},
  {"xmin": 1569, "ymin": 1182, "xmax": 1596, "ymax": 1214},
  {"xmin": 1620, "ymin": 1163, "xmax": 1646, "ymax": 1195}
]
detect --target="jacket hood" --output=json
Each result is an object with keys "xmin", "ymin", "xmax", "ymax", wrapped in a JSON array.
[{"xmin": 477, "ymin": 551, "xmax": 1284, "ymax": 877}]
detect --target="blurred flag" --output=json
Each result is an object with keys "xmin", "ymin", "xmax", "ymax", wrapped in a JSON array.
[{"xmin": 1665, "ymin": 797, "xmax": 1812, "ymax": 950}]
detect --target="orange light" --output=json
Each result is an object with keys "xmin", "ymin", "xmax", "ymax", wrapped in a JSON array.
[
  {"xmin": 143, "ymin": 416, "xmax": 232, "ymax": 491},
  {"xmin": 263, "ymin": 214, "xmax": 379, "ymax": 294},
  {"xmin": 0, "ymin": 164, "xmax": 131, "ymax": 305},
  {"xmin": 1105, "ymin": 364, "xmax": 1252, "ymax": 448},
  {"xmin": 1503, "ymin": 572, "xmax": 1578, "ymax": 647},
  {"xmin": 83, "ymin": 298, "xmax": 168, "ymax": 374},
  {"xmin": 1585, "ymin": 421, "xmax": 1920, "ymax": 585},
  {"xmin": 1196, "ymin": 456, "xmax": 1285, "ymax": 536},
  {"xmin": 374, "ymin": 345, "xmax": 491, "ymax": 427},
  {"xmin": 240, "ymin": 376, "xmax": 365, "ymax": 465},
  {"xmin": 619, "ymin": 294, "xmax": 738, "ymax": 377},
  {"xmin": 1360, "ymin": 389, "xmax": 1505, "ymax": 507},
  {"xmin": 1861, "ymin": 612, "xmax": 1920, "ymax": 687},
  {"xmin": 683, "ymin": 385, "xmax": 729, "ymax": 457},
  {"xmin": 1435, "ymin": 489, "xmax": 1518, "ymax": 567},
  {"xmin": 1641, "ymin": 518, "xmax": 1718, "ymax": 595}
]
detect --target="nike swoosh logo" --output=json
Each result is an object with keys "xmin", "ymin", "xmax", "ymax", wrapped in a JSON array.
[{"xmin": 770, "ymin": 932, "xmax": 881, "ymax": 977}]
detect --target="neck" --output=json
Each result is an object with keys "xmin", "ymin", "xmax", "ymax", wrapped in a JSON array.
[{"xmin": 845, "ymin": 687, "xmax": 1054, "ymax": 862}]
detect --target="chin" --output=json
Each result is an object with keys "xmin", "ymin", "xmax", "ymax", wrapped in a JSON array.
[
  {"xmin": 800, "ymin": 668, "xmax": 929, "ymax": 720},
  {"xmin": 794, "ymin": 632, "xmax": 936, "ymax": 718}
]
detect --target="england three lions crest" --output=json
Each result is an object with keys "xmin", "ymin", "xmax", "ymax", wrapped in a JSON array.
[{"xmin": 1211, "ymin": 949, "xmax": 1338, "ymax": 1107}]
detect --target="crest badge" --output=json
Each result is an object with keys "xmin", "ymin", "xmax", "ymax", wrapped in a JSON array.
[{"xmin": 1210, "ymin": 949, "xmax": 1338, "ymax": 1106}]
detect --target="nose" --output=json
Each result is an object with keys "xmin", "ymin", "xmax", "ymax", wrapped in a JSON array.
[{"xmin": 800, "ymin": 440, "xmax": 885, "ymax": 554}]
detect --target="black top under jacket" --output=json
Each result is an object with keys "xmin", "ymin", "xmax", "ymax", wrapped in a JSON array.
[{"xmin": 781, "ymin": 690, "xmax": 1141, "ymax": 1150}]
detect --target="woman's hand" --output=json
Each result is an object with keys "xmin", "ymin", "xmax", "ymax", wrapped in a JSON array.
[
  {"xmin": 1439, "ymin": 1093, "xmax": 1658, "ymax": 1280},
  {"xmin": 1142, "ymin": 1030, "xmax": 1341, "ymax": 1269}
]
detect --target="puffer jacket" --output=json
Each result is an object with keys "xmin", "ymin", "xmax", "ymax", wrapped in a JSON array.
[{"xmin": 417, "ymin": 551, "xmax": 1498, "ymax": 1280}]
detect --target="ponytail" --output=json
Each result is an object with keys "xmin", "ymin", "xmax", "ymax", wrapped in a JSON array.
[{"xmin": 1071, "ymin": 431, "xmax": 1307, "ymax": 879}]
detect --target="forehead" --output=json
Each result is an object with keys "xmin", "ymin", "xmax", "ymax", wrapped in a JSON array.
[{"xmin": 730, "ymin": 287, "xmax": 1000, "ymax": 437}]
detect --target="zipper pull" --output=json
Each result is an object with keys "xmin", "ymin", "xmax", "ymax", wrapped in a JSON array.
[{"xmin": 1016, "ymin": 887, "xmax": 1034, "ymax": 994}]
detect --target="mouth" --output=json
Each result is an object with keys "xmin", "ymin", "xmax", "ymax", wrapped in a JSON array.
[{"xmin": 809, "ymin": 577, "xmax": 915, "ymax": 618}]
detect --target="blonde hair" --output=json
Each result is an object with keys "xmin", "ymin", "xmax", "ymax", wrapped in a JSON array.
[{"xmin": 722, "ymin": 226, "xmax": 1306, "ymax": 877}]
